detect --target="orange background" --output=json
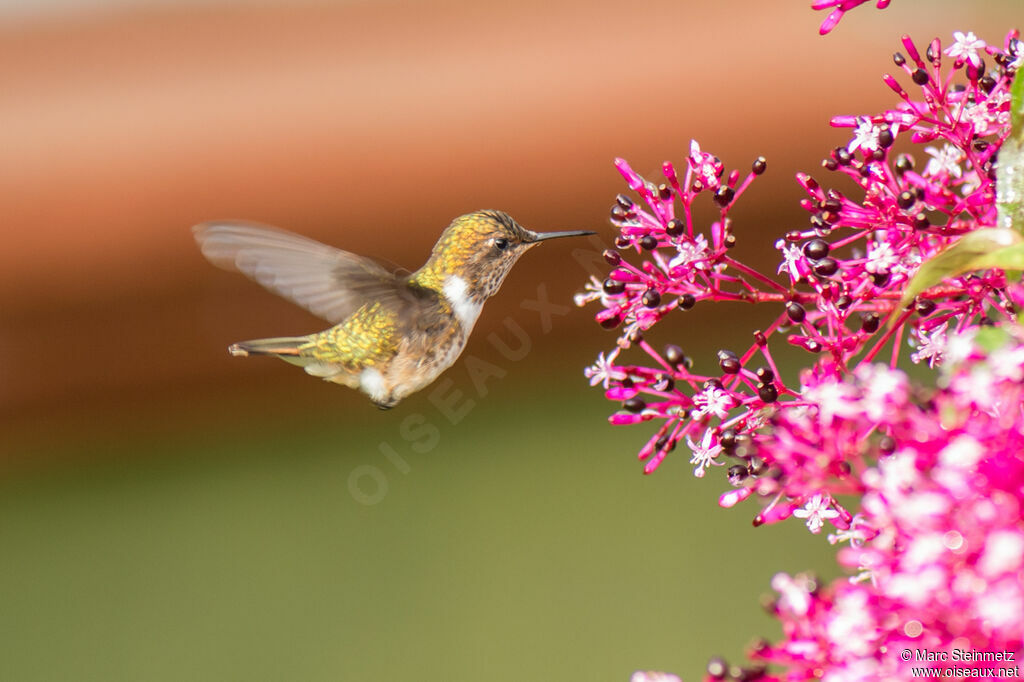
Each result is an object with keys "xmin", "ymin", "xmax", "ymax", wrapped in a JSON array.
[{"xmin": 1, "ymin": 0, "xmax": 1014, "ymax": 451}]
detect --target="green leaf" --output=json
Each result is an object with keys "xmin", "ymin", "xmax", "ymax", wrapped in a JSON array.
[
  {"xmin": 1011, "ymin": 66, "xmax": 1024, "ymax": 133},
  {"xmin": 892, "ymin": 228, "xmax": 1024, "ymax": 327},
  {"xmin": 968, "ymin": 241, "xmax": 1024, "ymax": 270},
  {"xmin": 973, "ymin": 326, "xmax": 1011, "ymax": 354}
]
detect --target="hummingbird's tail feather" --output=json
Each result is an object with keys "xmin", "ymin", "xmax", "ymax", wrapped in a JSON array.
[
  {"xmin": 228, "ymin": 337, "xmax": 306, "ymax": 363},
  {"xmin": 229, "ymin": 336, "xmax": 356, "ymax": 383}
]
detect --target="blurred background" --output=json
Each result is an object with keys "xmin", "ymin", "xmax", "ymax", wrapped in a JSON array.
[{"xmin": 0, "ymin": 0, "xmax": 1017, "ymax": 679}]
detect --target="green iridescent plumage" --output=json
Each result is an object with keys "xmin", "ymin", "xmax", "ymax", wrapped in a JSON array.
[{"xmin": 300, "ymin": 301, "xmax": 398, "ymax": 367}]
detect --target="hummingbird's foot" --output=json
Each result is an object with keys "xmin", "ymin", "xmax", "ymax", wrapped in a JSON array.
[{"xmin": 372, "ymin": 392, "xmax": 400, "ymax": 410}]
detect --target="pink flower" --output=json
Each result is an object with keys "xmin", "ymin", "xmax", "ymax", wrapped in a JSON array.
[
  {"xmin": 945, "ymin": 30, "xmax": 987, "ymax": 68},
  {"xmin": 923, "ymin": 143, "xmax": 964, "ymax": 179},
  {"xmin": 691, "ymin": 385, "xmax": 733, "ymax": 420},
  {"xmin": 629, "ymin": 673, "xmax": 681, "ymax": 682},
  {"xmin": 686, "ymin": 429, "xmax": 723, "ymax": 478},
  {"xmin": 793, "ymin": 494, "xmax": 841, "ymax": 533},
  {"xmin": 910, "ymin": 322, "xmax": 948, "ymax": 367},
  {"xmin": 810, "ymin": 0, "xmax": 893, "ymax": 35},
  {"xmin": 847, "ymin": 117, "xmax": 883, "ymax": 153},
  {"xmin": 584, "ymin": 348, "xmax": 626, "ymax": 389}
]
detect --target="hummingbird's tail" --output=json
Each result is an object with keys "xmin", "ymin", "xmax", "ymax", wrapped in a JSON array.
[
  {"xmin": 228, "ymin": 337, "xmax": 307, "ymax": 365},
  {"xmin": 228, "ymin": 335, "xmax": 352, "ymax": 382}
]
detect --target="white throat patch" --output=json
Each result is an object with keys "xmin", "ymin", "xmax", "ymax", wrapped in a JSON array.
[{"xmin": 443, "ymin": 275, "xmax": 483, "ymax": 329}]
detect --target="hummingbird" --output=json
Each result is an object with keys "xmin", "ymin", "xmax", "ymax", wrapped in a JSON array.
[{"xmin": 193, "ymin": 210, "xmax": 594, "ymax": 409}]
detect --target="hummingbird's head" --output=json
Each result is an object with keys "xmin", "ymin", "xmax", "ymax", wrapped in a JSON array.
[{"xmin": 428, "ymin": 210, "xmax": 594, "ymax": 299}]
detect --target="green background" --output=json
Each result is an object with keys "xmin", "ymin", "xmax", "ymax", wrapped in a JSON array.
[{"xmin": 0, "ymin": 382, "xmax": 836, "ymax": 682}]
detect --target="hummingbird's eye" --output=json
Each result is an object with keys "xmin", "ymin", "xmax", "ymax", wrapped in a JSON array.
[{"xmin": 494, "ymin": 237, "xmax": 509, "ymax": 251}]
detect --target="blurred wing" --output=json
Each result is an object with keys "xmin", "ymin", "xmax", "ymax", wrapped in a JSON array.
[{"xmin": 193, "ymin": 220, "xmax": 409, "ymax": 324}]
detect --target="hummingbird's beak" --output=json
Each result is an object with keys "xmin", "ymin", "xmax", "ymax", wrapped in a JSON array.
[{"xmin": 528, "ymin": 229, "xmax": 596, "ymax": 243}]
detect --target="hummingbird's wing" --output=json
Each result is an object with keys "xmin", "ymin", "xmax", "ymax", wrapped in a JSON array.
[{"xmin": 193, "ymin": 221, "xmax": 410, "ymax": 324}]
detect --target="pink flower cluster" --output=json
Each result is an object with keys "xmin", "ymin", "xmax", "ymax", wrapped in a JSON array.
[
  {"xmin": 574, "ymin": 143, "xmax": 793, "ymax": 477},
  {"xmin": 712, "ymin": 332, "xmax": 1024, "ymax": 680},
  {"xmin": 596, "ymin": 27, "xmax": 1024, "ymax": 682},
  {"xmin": 576, "ymin": 31, "xmax": 1021, "ymax": 518},
  {"xmin": 812, "ymin": 0, "xmax": 893, "ymax": 36}
]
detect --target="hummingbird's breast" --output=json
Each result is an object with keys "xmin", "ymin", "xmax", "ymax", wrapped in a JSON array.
[
  {"xmin": 302, "ymin": 276, "xmax": 479, "ymax": 407},
  {"xmin": 382, "ymin": 274, "xmax": 483, "ymax": 397},
  {"xmin": 387, "ymin": 319, "xmax": 468, "ymax": 397}
]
